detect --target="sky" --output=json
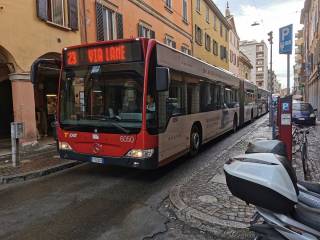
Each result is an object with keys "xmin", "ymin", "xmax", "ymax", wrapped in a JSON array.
[{"xmin": 214, "ymin": 0, "xmax": 305, "ymax": 90}]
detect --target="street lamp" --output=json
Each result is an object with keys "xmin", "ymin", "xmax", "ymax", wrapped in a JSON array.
[
  {"xmin": 251, "ymin": 21, "xmax": 260, "ymax": 26},
  {"xmin": 267, "ymin": 31, "xmax": 276, "ymax": 139}
]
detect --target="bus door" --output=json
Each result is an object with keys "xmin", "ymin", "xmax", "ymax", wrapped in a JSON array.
[{"xmin": 158, "ymin": 77, "xmax": 187, "ymax": 162}]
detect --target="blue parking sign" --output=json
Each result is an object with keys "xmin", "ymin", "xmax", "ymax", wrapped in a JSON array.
[{"xmin": 279, "ymin": 24, "xmax": 293, "ymax": 54}]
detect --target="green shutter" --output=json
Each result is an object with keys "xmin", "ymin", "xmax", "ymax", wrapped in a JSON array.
[
  {"xmin": 116, "ymin": 13, "xmax": 123, "ymax": 39},
  {"xmin": 68, "ymin": 0, "xmax": 78, "ymax": 30},
  {"xmin": 96, "ymin": 2, "xmax": 104, "ymax": 41},
  {"xmin": 36, "ymin": 0, "xmax": 48, "ymax": 21}
]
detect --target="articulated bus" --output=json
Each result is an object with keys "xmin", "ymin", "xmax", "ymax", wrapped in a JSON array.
[{"xmin": 31, "ymin": 38, "xmax": 268, "ymax": 169}]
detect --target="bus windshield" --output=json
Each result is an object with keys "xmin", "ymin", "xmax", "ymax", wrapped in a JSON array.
[{"xmin": 60, "ymin": 62, "xmax": 145, "ymax": 134}]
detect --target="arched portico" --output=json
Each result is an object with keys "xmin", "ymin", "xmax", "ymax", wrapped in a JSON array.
[{"xmin": 33, "ymin": 52, "xmax": 61, "ymax": 138}]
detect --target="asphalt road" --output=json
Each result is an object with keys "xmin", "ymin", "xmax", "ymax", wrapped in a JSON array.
[{"xmin": 0, "ymin": 117, "xmax": 266, "ymax": 240}]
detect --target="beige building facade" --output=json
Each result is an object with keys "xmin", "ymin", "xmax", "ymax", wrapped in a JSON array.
[
  {"xmin": 238, "ymin": 51, "xmax": 252, "ymax": 81},
  {"xmin": 225, "ymin": 3, "xmax": 240, "ymax": 77},
  {"xmin": 300, "ymin": 0, "xmax": 320, "ymax": 111},
  {"xmin": 191, "ymin": 0, "xmax": 230, "ymax": 69},
  {"xmin": 82, "ymin": 0, "xmax": 193, "ymax": 53},
  {"xmin": 0, "ymin": 0, "xmax": 81, "ymax": 144}
]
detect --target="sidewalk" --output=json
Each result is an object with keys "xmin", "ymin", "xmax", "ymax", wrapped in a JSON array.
[
  {"xmin": 0, "ymin": 138, "xmax": 80, "ymax": 185},
  {"xmin": 169, "ymin": 117, "xmax": 320, "ymax": 239}
]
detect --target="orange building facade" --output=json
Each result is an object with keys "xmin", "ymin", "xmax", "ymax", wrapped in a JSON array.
[{"xmin": 81, "ymin": 0, "xmax": 193, "ymax": 54}]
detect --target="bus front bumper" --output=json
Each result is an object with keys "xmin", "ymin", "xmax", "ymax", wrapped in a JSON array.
[{"xmin": 59, "ymin": 150, "xmax": 159, "ymax": 170}]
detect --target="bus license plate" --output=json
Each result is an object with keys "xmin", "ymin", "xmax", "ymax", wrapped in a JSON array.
[{"xmin": 91, "ymin": 157, "xmax": 103, "ymax": 164}]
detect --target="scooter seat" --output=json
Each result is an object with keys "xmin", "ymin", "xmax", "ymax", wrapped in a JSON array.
[
  {"xmin": 298, "ymin": 180, "xmax": 320, "ymax": 195},
  {"xmin": 293, "ymin": 202, "xmax": 320, "ymax": 232},
  {"xmin": 246, "ymin": 140, "xmax": 287, "ymax": 157}
]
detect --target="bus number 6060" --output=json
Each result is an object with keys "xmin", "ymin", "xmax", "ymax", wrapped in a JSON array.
[{"xmin": 120, "ymin": 136, "xmax": 135, "ymax": 143}]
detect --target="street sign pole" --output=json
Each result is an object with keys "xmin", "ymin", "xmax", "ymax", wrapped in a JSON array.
[
  {"xmin": 279, "ymin": 24, "xmax": 293, "ymax": 96},
  {"xmin": 287, "ymin": 54, "xmax": 290, "ymax": 96},
  {"xmin": 268, "ymin": 31, "xmax": 275, "ymax": 139}
]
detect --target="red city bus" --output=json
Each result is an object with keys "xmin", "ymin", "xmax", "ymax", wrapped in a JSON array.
[{"xmin": 31, "ymin": 38, "xmax": 264, "ymax": 169}]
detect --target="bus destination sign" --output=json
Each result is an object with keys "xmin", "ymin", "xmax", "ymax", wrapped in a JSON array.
[{"xmin": 64, "ymin": 41, "xmax": 143, "ymax": 67}]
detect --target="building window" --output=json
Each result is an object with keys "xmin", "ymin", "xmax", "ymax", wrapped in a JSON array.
[
  {"xmin": 104, "ymin": 7, "xmax": 117, "ymax": 40},
  {"xmin": 256, "ymin": 53, "xmax": 264, "ymax": 58},
  {"xmin": 49, "ymin": 0, "xmax": 65, "ymax": 26},
  {"xmin": 220, "ymin": 45, "xmax": 227, "ymax": 62},
  {"xmin": 220, "ymin": 22, "xmax": 223, "ymax": 37},
  {"xmin": 96, "ymin": 3, "xmax": 123, "ymax": 41},
  {"xmin": 205, "ymin": 5, "xmax": 209, "ymax": 23},
  {"xmin": 214, "ymin": 15, "xmax": 217, "ymax": 31},
  {"xmin": 230, "ymin": 50, "xmax": 233, "ymax": 63},
  {"xmin": 256, "ymin": 74, "xmax": 264, "ymax": 79},
  {"xmin": 256, "ymin": 67, "xmax": 263, "ymax": 72},
  {"xmin": 138, "ymin": 23, "xmax": 155, "ymax": 38},
  {"xmin": 256, "ymin": 59, "xmax": 264, "ymax": 65},
  {"xmin": 37, "ymin": 0, "xmax": 79, "ymax": 30},
  {"xmin": 196, "ymin": 0, "xmax": 200, "ymax": 12},
  {"xmin": 165, "ymin": 35, "xmax": 176, "ymax": 48},
  {"xmin": 182, "ymin": 0, "xmax": 188, "ymax": 22},
  {"xmin": 256, "ymin": 45, "xmax": 263, "ymax": 52},
  {"xmin": 225, "ymin": 28, "xmax": 228, "ymax": 41},
  {"xmin": 181, "ymin": 45, "xmax": 191, "ymax": 55},
  {"xmin": 205, "ymin": 33, "xmax": 211, "ymax": 51},
  {"xmin": 212, "ymin": 40, "xmax": 218, "ymax": 56},
  {"xmin": 165, "ymin": 0, "xmax": 172, "ymax": 9},
  {"xmin": 195, "ymin": 25, "xmax": 203, "ymax": 45}
]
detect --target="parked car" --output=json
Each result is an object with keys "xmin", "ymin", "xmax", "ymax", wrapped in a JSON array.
[{"xmin": 292, "ymin": 102, "xmax": 317, "ymax": 125}]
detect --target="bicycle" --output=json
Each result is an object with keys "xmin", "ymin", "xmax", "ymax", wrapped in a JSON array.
[
  {"xmin": 300, "ymin": 128, "xmax": 310, "ymax": 177},
  {"xmin": 292, "ymin": 124, "xmax": 304, "ymax": 154}
]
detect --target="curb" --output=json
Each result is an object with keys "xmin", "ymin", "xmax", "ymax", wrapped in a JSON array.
[
  {"xmin": 169, "ymin": 118, "xmax": 268, "ymax": 233},
  {"xmin": 0, "ymin": 161, "xmax": 83, "ymax": 185}
]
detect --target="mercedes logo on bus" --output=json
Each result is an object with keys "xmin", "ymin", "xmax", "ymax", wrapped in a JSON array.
[{"xmin": 92, "ymin": 143, "xmax": 103, "ymax": 154}]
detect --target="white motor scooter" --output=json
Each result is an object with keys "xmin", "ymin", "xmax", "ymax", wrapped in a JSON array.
[{"xmin": 224, "ymin": 152, "xmax": 320, "ymax": 240}]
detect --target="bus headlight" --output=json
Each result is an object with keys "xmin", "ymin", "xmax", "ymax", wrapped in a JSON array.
[
  {"xmin": 310, "ymin": 113, "xmax": 316, "ymax": 118},
  {"xmin": 126, "ymin": 149, "xmax": 154, "ymax": 159},
  {"xmin": 59, "ymin": 142, "xmax": 73, "ymax": 151}
]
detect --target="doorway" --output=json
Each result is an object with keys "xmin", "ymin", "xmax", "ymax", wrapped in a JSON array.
[{"xmin": 0, "ymin": 65, "xmax": 13, "ymax": 139}]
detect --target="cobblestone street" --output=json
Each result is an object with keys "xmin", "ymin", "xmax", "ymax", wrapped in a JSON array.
[{"xmin": 160, "ymin": 116, "xmax": 320, "ymax": 240}]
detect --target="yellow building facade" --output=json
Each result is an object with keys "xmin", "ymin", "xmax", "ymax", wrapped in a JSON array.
[
  {"xmin": 0, "ymin": 0, "xmax": 81, "ymax": 143},
  {"xmin": 191, "ymin": 0, "xmax": 230, "ymax": 70}
]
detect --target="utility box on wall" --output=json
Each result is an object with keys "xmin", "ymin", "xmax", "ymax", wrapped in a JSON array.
[{"xmin": 11, "ymin": 122, "xmax": 24, "ymax": 139}]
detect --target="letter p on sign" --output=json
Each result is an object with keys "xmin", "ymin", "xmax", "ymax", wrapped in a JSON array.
[
  {"xmin": 281, "ymin": 28, "xmax": 290, "ymax": 41},
  {"xmin": 279, "ymin": 24, "xmax": 293, "ymax": 54}
]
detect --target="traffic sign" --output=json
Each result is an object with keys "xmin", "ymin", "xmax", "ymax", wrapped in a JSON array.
[{"xmin": 279, "ymin": 24, "xmax": 293, "ymax": 54}]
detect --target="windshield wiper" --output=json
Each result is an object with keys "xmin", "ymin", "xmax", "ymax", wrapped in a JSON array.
[{"xmin": 90, "ymin": 116, "xmax": 130, "ymax": 134}]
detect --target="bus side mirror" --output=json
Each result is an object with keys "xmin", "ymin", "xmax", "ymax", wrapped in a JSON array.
[
  {"xmin": 30, "ymin": 59, "xmax": 61, "ymax": 85},
  {"xmin": 314, "ymin": 108, "xmax": 318, "ymax": 112},
  {"xmin": 156, "ymin": 67, "xmax": 170, "ymax": 92}
]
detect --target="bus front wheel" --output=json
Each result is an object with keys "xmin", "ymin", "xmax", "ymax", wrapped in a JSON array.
[{"xmin": 189, "ymin": 125, "xmax": 201, "ymax": 157}]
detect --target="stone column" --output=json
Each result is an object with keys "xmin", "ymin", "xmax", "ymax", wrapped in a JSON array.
[{"xmin": 9, "ymin": 73, "xmax": 37, "ymax": 146}]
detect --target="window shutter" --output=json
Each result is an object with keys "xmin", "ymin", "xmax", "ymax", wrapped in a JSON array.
[
  {"xmin": 68, "ymin": 0, "xmax": 78, "ymax": 30},
  {"xmin": 116, "ymin": 13, "xmax": 123, "ymax": 39},
  {"xmin": 96, "ymin": 2, "xmax": 104, "ymax": 41},
  {"xmin": 172, "ymin": 41, "xmax": 176, "ymax": 49},
  {"xmin": 138, "ymin": 24, "xmax": 143, "ymax": 37},
  {"xmin": 36, "ymin": 0, "xmax": 48, "ymax": 21},
  {"xmin": 150, "ymin": 30, "xmax": 155, "ymax": 39}
]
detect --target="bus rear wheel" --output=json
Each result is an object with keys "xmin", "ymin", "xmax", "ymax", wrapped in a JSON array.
[{"xmin": 189, "ymin": 125, "xmax": 201, "ymax": 157}]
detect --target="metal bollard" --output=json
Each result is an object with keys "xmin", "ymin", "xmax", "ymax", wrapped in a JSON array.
[{"xmin": 10, "ymin": 122, "xmax": 24, "ymax": 167}]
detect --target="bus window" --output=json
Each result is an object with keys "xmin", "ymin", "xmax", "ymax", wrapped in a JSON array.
[
  {"xmin": 168, "ymin": 80, "xmax": 185, "ymax": 116},
  {"xmin": 187, "ymin": 82, "xmax": 200, "ymax": 114},
  {"xmin": 146, "ymin": 47, "xmax": 157, "ymax": 134},
  {"xmin": 200, "ymin": 82, "xmax": 212, "ymax": 112},
  {"xmin": 213, "ymin": 84, "xmax": 221, "ymax": 110}
]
